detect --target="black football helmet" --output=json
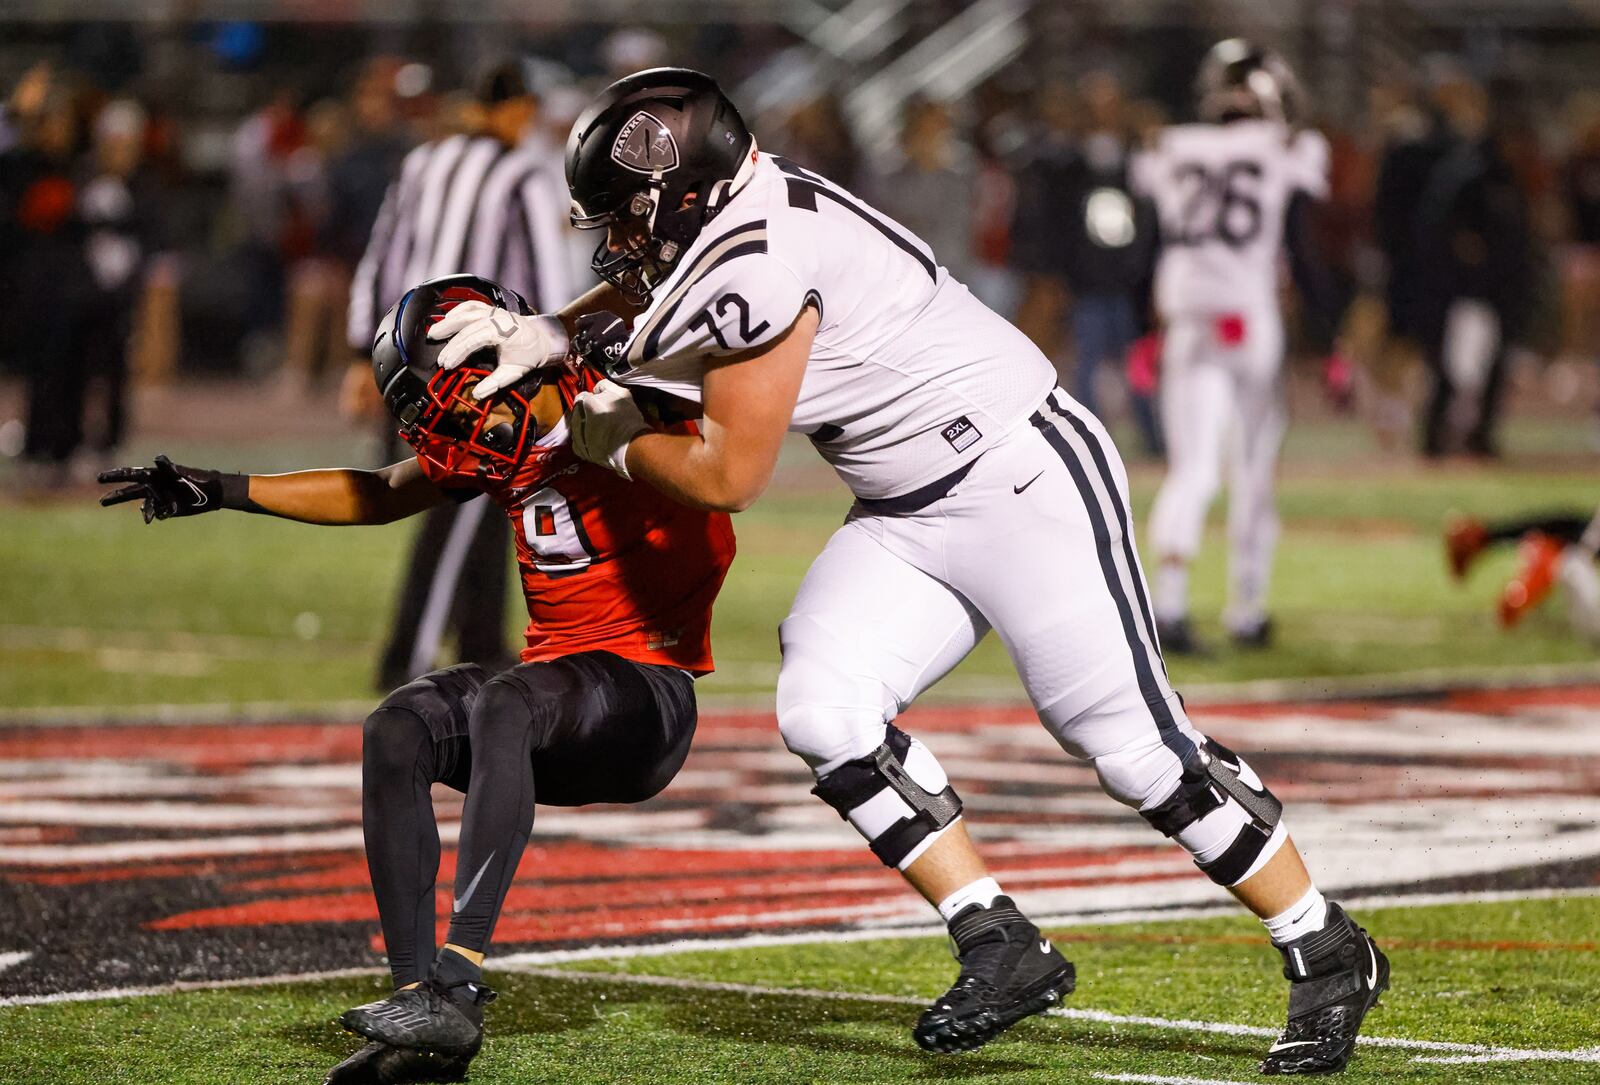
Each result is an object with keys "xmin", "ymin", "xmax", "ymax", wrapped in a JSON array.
[
  {"xmin": 1196, "ymin": 39, "xmax": 1303, "ymax": 125},
  {"xmin": 371, "ymin": 274, "xmax": 562, "ymax": 480},
  {"xmin": 565, "ymin": 67, "xmax": 757, "ymax": 303}
]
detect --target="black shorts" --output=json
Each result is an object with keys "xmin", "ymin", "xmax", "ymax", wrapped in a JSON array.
[{"xmin": 402, "ymin": 650, "xmax": 698, "ymax": 806}]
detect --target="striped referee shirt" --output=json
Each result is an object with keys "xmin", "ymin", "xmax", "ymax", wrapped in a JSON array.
[{"xmin": 346, "ymin": 131, "xmax": 573, "ymax": 352}]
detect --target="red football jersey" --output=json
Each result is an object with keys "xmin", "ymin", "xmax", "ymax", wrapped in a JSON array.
[{"xmin": 411, "ymin": 374, "xmax": 735, "ymax": 675}]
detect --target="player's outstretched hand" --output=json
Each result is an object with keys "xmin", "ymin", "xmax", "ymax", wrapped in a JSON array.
[
  {"xmin": 98, "ymin": 455, "xmax": 228, "ymax": 524},
  {"xmin": 570, "ymin": 379, "xmax": 651, "ymax": 481},
  {"xmin": 427, "ymin": 301, "xmax": 569, "ymax": 401}
]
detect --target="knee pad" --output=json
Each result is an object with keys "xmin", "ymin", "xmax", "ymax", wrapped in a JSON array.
[
  {"xmin": 365, "ymin": 666, "xmax": 482, "ymax": 776},
  {"xmin": 776, "ymin": 634, "xmax": 894, "ymax": 770},
  {"xmin": 1139, "ymin": 738, "xmax": 1286, "ymax": 887},
  {"xmin": 469, "ymin": 671, "xmax": 546, "ymax": 749},
  {"xmin": 812, "ymin": 724, "xmax": 962, "ymax": 869}
]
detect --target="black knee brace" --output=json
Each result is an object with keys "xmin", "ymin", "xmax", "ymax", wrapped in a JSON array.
[
  {"xmin": 1140, "ymin": 738, "xmax": 1284, "ymax": 886},
  {"xmin": 812, "ymin": 724, "xmax": 963, "ymax": 868}
]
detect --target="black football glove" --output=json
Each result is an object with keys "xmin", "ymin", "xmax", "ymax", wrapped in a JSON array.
[{"xmin": 98, "ymin": 455, "xmax": 249, "ymax": 523}]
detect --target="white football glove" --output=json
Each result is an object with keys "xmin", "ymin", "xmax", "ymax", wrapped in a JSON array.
[
  {"xmin": 569, "ymin": 379, "xmax": 651, "ymax": 480},
  {"xmin": 426, "ymin": 301, "xmax": 569, "ymax": 401}
]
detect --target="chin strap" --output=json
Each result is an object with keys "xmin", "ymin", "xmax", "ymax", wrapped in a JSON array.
[{"xmin": 704, "ymin": 136, "xmax": 760, "ymax": 219}]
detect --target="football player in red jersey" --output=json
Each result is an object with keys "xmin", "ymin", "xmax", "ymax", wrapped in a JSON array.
[{"xmin": 98, "ymin": 275, "xmax": 735, "ymax": 1084}]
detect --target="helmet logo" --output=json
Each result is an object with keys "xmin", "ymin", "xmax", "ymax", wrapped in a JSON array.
[{"xmin": 611, "ymin": 111, "xmax": 679, "ymax": 174}]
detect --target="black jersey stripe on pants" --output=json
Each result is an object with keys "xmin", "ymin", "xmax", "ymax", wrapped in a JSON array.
[
  {"xmin": 361, "ymin": 652, "xmax": 697, "ymax": 985},
  {"xmin": 1029, "ymin": 402, "xmax": 1196, "ymax": 765}
]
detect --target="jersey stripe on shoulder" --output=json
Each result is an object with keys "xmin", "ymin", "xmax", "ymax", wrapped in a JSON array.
[
  {"xmin": 772, "ymin": 156, "xmax": 937, "ymax": 281},
  {"xmin": 628, "ymin": 220, "xmax": 768, "ymax": 366}
]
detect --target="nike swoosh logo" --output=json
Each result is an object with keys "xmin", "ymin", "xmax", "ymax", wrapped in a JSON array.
[
  {"xmin": 179, "ymin": 478, "xmax": 208, "ymax": 508},
  {"xmin": 1269, "ymin": 1040, "xmax": 1321, "ymax": 1053},
  {"xmin": 453, "ymin": 851, "xmax": 495, "ymax": 913},
  {"xmin": 1365, "ymin": 939, "xmax": 1378, "ymax": 990},
  {"xmin": 1014, "ymin": 472, "xmax": 1045, "ymax": 495}
]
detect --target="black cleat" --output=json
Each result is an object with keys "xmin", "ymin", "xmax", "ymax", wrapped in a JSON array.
[
  {"xmin": 324, "ymin": 1040, "xmax": 476, "ymax": 1084},
  {"xmin": 1230, "ymin": 617, "xmax": 1274, "ymax": 650},
  {"xmin": 1261, "ymin": 903, "xmax": 1390, "ymax": 1075},
  {"xmin": 340, "ymin": 980, "xmax": 495, "ymax": 1055},
  {"xmin": 1156, "ymin": 617, "xmax": 1210, "ymax": 657},
  {"xmin": 914, "ymin": 896, "xmax": 1075, "ymax": 1053}
]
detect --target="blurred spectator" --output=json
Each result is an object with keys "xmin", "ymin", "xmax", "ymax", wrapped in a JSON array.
[
  {"xmin": 228, "ymin": 88, "xmax": 307, "ymax": 338},
  {"xmin": 78, "ymin": 98, "xmax": 157, "ymax": 462},
  {"xmin": 601, "ymin": 28, "xmax": 669, "ymax": 80},
  {"xmin": 778, "ymin": 92, "xmax": 861, "ymax": 189},
  {"xmin": 868, "ymin": 98, "xmax": 978, "ymax": 286},
  {"xmin": 1560, "ymin": 95, "xmax": 1600, "ymax": 370},
  {"xmin": 324, "ymin": 59, "xmax": 413, "ymax": 268},
  {"xmin": 1378, "ymin": 63, "xmax": 1533, "ymax": 458},
  {"xmin": 277, "ymin": 96, "xmax": 354, "ymax": 394},
  {"xmin": 967, "ymin": 118, "xmax": 1022, "ymax": 317},
  {"xmin": 1011, "ymin": 75, "xmax": 1161, "ymax": 455},
  {"xmin": 3, "ymin": 82, "xmax": 92, "ymax": 476}
]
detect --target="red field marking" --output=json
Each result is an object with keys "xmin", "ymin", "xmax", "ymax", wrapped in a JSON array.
[{"xmin": 4, "ymin": 687, "xmax": 1600, "ymax": 997}]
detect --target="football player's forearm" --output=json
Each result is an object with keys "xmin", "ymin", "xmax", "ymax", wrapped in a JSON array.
[
  {"xmin": 554, "ymin": 282, "xmax": 645, "ymax": 339},
  {"xmin": 625, "ymin": 431, "xmax": 771, "ymax": 513},
  {"xmin": 243, "ymin": 469, "xmax": 440, "ymax": 526}
]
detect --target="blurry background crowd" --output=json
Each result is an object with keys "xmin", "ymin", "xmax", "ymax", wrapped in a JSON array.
[{"xmin": 3, "ymin": 0, "xmax": 1600, "ymax": 481}]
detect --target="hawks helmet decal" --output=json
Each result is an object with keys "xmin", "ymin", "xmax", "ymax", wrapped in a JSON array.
[{"xmin": 611, "ymin": 111, "xmax": 680, "ymax": 174}]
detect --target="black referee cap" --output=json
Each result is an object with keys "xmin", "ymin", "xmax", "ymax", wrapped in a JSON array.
[{"xmin": 475, "ymin": 58, "xmax": 530, "ymax": 105}]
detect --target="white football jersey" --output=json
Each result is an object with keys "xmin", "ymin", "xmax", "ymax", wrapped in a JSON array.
[
  {"xmin": 1133, "ymin": 120, "xmax": 1329, "ymax": 319},
  {"xmin": 610, "ymin": 152, "xmax": 1055, "ymax": 501}
]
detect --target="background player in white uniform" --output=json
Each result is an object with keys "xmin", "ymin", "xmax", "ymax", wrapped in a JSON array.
[
  {"xmin": 1134, "ymin": 40, "xmax": 1343, "ymax": 652},
  {"xmin": 431, "ymin": 68, "xmax": 1389, "ymax": 1075}
]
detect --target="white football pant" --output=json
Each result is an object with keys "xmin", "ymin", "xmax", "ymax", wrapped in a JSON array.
[
  {"xmin": 1147, "ymin": 309, "xmax": 1287, "ymax": 632},
  {"xmin": 777, "ymin": 388, "xmax": 1286, "ymax": 884}
]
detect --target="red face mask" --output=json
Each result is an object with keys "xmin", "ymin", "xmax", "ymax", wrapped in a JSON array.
[{"xmin": 403, "ymin": 365, "xmax": 547, "ymax": 481}]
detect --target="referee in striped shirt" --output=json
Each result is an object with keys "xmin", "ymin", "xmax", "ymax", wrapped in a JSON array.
[{"xmin": 346, "ymin": 60, "xmax": 574, "ymax": 690}]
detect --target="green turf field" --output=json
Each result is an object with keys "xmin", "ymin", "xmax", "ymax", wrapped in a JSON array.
[
  {"xmin": 3, "ymin": 896, "xmax": 1595, "ymax": 1084},
  {"xmin": 3, "ymin": 420, "xmax": 1596, "ymax": 713}
]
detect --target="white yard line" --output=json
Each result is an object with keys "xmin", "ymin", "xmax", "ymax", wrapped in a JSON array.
[
  {"xmin": 486, "ymin": 967, "xmax": 1600, "ymax": 1065},
  {"xmin": 0, "ymin": 966, "xmax": 385, "ymax": 1008},
  {"xmin": 0, "ymin": 884, "xmax": 1593, "ymax": 1031},
  {"xmin": 14, "ymin": 960, "xmax": 1588, "ymax": 1066}
]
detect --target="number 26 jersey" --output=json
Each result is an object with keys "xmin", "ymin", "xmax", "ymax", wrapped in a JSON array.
[{"xmin": 1133, "ymin": 119, "xmax": 1329, "ymax": 320}]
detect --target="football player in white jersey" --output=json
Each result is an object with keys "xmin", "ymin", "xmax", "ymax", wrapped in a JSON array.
[
  {"xmin": 1133, "ymin": 40, "xmax": 1343, "ymax": 653},
  {"xmin": 431, "ymin": 68, "xmax": 1387, "ymax": 1075}
]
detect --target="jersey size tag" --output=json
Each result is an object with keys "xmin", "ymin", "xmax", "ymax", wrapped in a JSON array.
[{"xmin": 941, "ymin": 416, "xmax": 982, "ymax": 453}]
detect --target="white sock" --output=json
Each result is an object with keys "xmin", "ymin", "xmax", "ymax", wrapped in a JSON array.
[
  {"xmin": 1154, "ymin": 563, "xmax": 1189, "ymax": 624},
  {"xmin": 936, "ymin": 877, "xmax": 1003, "ymax": 922},
  {"xmin": 1263, "ymin": 886, "xmax": 1328, "ymax": 945}
]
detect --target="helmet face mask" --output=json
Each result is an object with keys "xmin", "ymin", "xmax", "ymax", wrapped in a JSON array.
[
  {"xmin": 573, "ymin": 190, "xmax": 683, "ymax": 305},
  {"xmin": 371, "ymin": 275, "xmax": 550, "ymax": 481},
  {"xmin": 566, "ymin": 67, "xmax": 754, "ymax": 304},
  {"xmin": 405, "ymin": 364, "xmax": 544, "ymax": 481}
]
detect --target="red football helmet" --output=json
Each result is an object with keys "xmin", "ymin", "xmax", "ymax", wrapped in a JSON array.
[{"xmin": 371, "ymin": 274, "xmax": 570, "ymax": 480}]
